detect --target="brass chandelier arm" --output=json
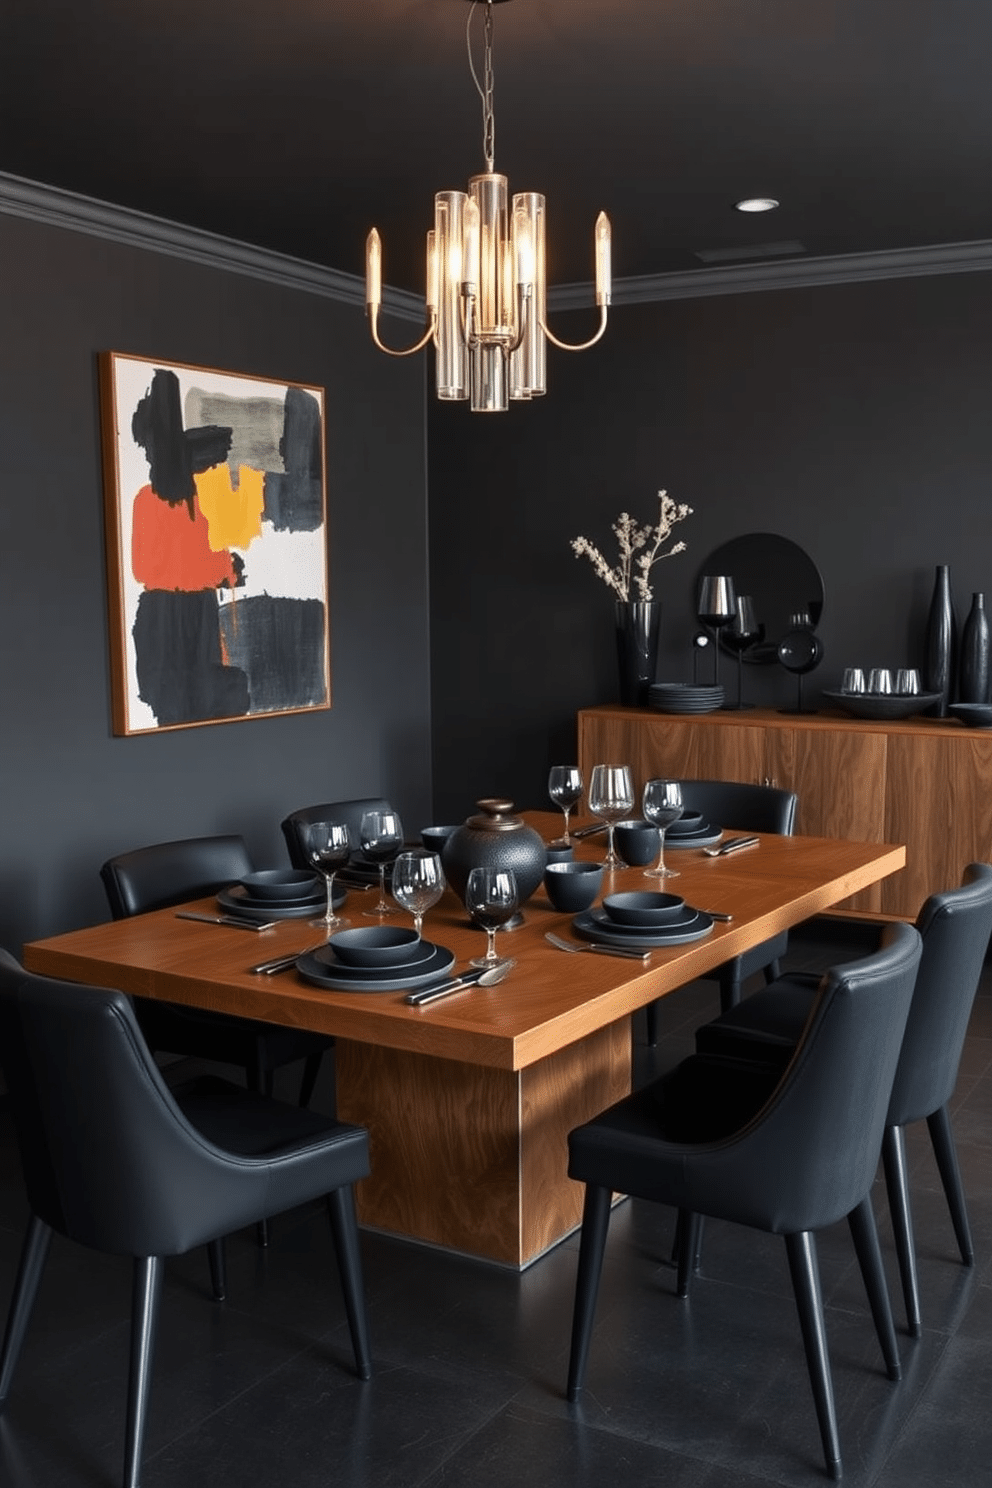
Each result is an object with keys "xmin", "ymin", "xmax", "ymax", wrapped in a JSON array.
[
  {"xmin": 367, "ymin": 304, "xmax": 437, "ymax": 357},
  {"xmin": 540, "ymin": 303, "xmax": 609, "ymax": 353}
]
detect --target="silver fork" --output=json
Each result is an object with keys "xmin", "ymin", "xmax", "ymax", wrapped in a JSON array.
[{"xmin": 545, "ymin": 932, "xmax": 649, "ymax": 962}]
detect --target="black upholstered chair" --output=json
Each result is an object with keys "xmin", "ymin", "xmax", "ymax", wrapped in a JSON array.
[
  {"xmin": 100, "ymin": 835, "xmax": 332, "ymax": 1110},
  {"xmin": 695, "ymin": 861, "xmax": 992, "ymax": 1336},
  {"xmin": 644, "ymin": 779, "xmax": 798, "ymax": 1043},
  {"xmin": 281, "ymin": 797, "xmax": 396, "ymax": 871},
  {"xmin": 0, "ymin": 950, "xmax": 371, "ymax": 1488},
  {"xmin": 566, "ymin": 921, "xmax": 923, "ymax": 1481}
]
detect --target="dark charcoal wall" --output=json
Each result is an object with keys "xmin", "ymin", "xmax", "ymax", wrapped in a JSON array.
[
  {"xmin": 0, "ymin": 212, "xmax": 431, "ymax": 947},
  {"xmin": 427, "ymin": 272, "xmax": 992, "ymax": 820}
]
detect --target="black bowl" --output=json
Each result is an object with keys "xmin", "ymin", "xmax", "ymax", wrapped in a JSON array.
[
  {"xmin": 328, "ymin": 926, "xmax": 422, "ymax": 967},
  {"xmin": 602, "ymin": 891, "xmax": 685, "ymax": 926},
  {"xmin": 613, "ymin": 819, "xmax": 660, "ymax": 867},
  {"xmin": 239, "ymin": 869, "xmax": 321, "ymax": 901},
  {"xmin": 544, "ymin": 861, "xmax": 603, "ymax": 913}
]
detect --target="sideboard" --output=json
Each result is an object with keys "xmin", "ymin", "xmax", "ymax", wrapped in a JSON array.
[{"xmin": 577, "ymin": 705, "xmax": 992, "ymax": 917}]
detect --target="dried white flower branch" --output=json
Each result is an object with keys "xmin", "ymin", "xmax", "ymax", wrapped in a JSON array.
[{"xmin": 571, "ymin": 490, "xmax": 692, "ymax": 601}]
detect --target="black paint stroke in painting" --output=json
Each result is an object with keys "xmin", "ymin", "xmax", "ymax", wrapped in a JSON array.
[
  {"xmin": 133, "ymin": 590, "xmax": 250, "ymax": 726},
  {"xmin": 131, "ymin": 369, "xmax": 232, "ymax": 513},
  {"xmin": 264, "ymin": 386, "xmax": 323, "ymax": 533},
  {"xmin": 218, "ymin": 594, "xmax": 326, "ymax": 712}
]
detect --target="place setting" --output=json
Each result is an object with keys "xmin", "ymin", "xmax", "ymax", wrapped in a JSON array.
[
  {"xmin": 571, "ymin": 890, "xmax": 717, "ymax": 950},
  {"xmin": 212, "ymin": 867, "xmax": 342, "ymax": 924}
]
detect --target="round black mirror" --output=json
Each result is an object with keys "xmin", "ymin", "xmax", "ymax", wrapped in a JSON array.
[{"xmin": 696, "ymin": 533, "xmax": 824, "ymax": 664}]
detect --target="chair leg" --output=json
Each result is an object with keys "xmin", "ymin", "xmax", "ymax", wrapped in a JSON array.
[
  {"xmin": 881, "ymin": 1123, "xmax": 921, "ymax": 1338},
  {"xmin": 207, "ymin": 1238, "xmax": 227, "ymax": 1302},
  {"xmin": 124, "ymin": 1256, "xmax": 163, "ymax": 1488},
  {"xmin": 298, "ymin": 1051, "xmax": 324, "ymax": 1109},
  {"xmin": 847, "ymin": 1196, "xmax": 901, "ymax": 1378},
  {"xmin": 566, "ymin": 1184, "xmax": 612, "ymax": 1402},
  {"xmin": 0, "ymin": 1215, "xmax": 52, "ymax": 1407},
  {"xmin": 674, "ymin": 1210, "xmax": 704, "ymax": 1298},
  {"xmin": 927, "ymin": 1104, "xmax": 974, "ymax": 1266},
  {"xmin": 763, "ymin": 957, "xmax": 782, "ymax": 984},
  {"xmin": 719, "ymin": 967, "xmax": 743, "ymax": 1013},
  {"xmin": 785, "ymin": 1230, "xmax": 842, "ymax": 1481},
  {"xmin": 645, "ymin": 1000, "xmax": 659, "ymax": 1047},
  {"xmin": 326, "ymin": 1187, "xmax": 372, "ymax": 1381}
]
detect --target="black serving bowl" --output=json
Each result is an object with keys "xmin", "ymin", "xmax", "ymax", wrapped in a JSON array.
[
  {"xmin": 613, "ymin": 819, "xmax": 660, "ymax": 867},
  {"xmin": 544, "ymin": 861, "xmax": 604, "ymax": 913},
  {"xmin": 602, "ymin": 891, "xmax": 686, "ymax": 927},
  {"xmin": 239, "ymin": 869, "xmax": 321, "ymax": 901},
  {"xmin": 328, "ymin": 925, "xmax": 422, "ymax": 967}
]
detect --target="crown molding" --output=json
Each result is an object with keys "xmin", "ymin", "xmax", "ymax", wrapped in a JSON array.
[{"xmin": 3, "ymin": 170, "xmax": 992, "ymax": 323}]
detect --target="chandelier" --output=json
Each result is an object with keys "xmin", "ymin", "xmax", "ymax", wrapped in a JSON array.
[{"xmin": 365, "ymin": 0, "xmax": 612, "ymax": 413}]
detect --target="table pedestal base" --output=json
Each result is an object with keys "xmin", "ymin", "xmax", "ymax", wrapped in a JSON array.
[{"xmin": 335, "ymin": 1019, "xmax": 631, "ymax": 1267}]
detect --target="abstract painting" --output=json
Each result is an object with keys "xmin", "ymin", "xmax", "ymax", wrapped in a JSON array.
[{"xmin": 100, "ymin": 352, "xmax": 330, "ymax": 734}]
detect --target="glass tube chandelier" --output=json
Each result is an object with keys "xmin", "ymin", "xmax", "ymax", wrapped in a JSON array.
[{"xmin": 365, "ymin": 0, "xmax": 612, "ymax": 413}]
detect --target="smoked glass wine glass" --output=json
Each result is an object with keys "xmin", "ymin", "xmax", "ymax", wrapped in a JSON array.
[
  {"xmin": 642, "ymin": 779, "xmax": 683, "ymax": 879},
  {"xmin": 298, "ymin": 820, "xmax": 351, "ymax": 932},
  {"xmin": 724, "ymin": 594, "xmax": 761, "ymax": 710},
  {"xmin": 465, "ymin": 867, "xmax": 519, "ymax": 969},
  {"xmin": 359, "ymin": 809, "xmax": 404, "ymax": 915},
  {"xmin": 587, "ymin": 763, "xmax": 635, "ymax": 869},
  {"xmin": 391, "ymin": 850, "xmax": 446, "ymax": 936},
  {"xmin": 697, "ymin": 575, "xmax": 737, "ymax": 688},
  {"xmin": 548, "ymin": 765, "xmax": 583, "ymax": 845}
]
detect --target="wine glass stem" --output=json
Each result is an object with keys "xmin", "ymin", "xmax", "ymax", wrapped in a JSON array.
[
  {"xmin": 486, "ymin": 928, "xmax": 498, "ymax": 962},
  {"xmin": 413, "ymin": 912, "xmax": 424, "ymax": 935},
  {"xmin": 711, "ymin": 626, "xmax": 719, "ymax": 685},
  {"xmin": 605, "ymin": 823, "xmax": 617, "ymax": 867},
  {"xmin": 324, "ymin": 873, "xmax": 336, "ymax": 927},
  {"xmin": 561, "ymin": 806, "xmax": 571, "ymax": 844},
  {"xmin": 377, "ymin": 864, "xmax": 388, "ymax": 911},
  {"xmin": 737, "ymin": 652, "xmax": 744, "ymax": 708}
]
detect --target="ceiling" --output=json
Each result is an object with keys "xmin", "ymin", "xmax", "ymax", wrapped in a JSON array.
[{"xmin": 2, "ymin": 0, "xmax": 991, "ymax": 296}]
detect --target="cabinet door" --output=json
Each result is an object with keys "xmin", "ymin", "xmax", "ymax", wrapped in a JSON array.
[
  {"xmin": 579, "ymin": 712, "xmax": 770, "ymax": 796},
  {"xmin": 884, "ymin": 732, "xmax": 992, "ymax": 916},
  {"xmin": 783, "ymin": 727, "xmax": 889, "ymax": 912}
]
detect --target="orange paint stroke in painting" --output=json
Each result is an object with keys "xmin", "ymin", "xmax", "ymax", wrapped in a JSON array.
[
  {"xmin": 195, "ymin": 464, "xmax": 264, "ymax": 551},
  {"xmin": 131, "ymin": 485, "xmax": 238, "ymax": 591}
]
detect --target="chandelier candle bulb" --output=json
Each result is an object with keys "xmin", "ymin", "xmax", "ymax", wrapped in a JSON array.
[
  {"xmin": 365, "ymin": 228, "xmax": 382, "ymax": 309},
  {"xmin": 595, "ymin": 212, "xmax": 612, "ymax": 304}
]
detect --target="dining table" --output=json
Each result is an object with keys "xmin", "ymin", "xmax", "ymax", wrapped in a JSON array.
[{"xmin": 23, "ymin": 813, "xmax": 905, "ymax": 1268}]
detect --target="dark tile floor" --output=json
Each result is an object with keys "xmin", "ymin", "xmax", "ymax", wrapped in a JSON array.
[{"xmin": 1, "ymin": 921, "xmax": 990, "ymax": 1488}]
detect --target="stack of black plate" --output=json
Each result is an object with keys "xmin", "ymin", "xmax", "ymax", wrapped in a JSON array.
[
  {"xmin": 572, "ymin": 891, "xmax": 714, "ymax": 948},
  {"xmin": 337, "ymin": 849, "xmax": 400, "ymax": 888},
  {"xmin": 648, "ymin": 682, "xmax": 724, "ymax": 714},
  {"xmin": 296, "ymin": 937, "xmax": 456, "ymax": 993},
  {"xmin": 216, "ymin": 868, "xmax": 343, "ymax": 922},
  {"xmin": 664, "ymin": 812, "xmax": 724, "ymax": 851}
]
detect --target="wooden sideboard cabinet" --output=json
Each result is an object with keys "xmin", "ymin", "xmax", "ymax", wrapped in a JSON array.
[{"xmin": 577, "ymin": 705, "xmax": 992, "ymax": 917}]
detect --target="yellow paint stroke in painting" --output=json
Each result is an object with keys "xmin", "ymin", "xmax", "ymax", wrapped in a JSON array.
[{"xmin": 195, "ymin": 464, "xmax": 265, "ymax": 551}]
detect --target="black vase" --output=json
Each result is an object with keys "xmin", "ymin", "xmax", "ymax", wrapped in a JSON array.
[
  {"xmin": 615, "ymin": 600, "xmax": 660, "ymax": 707},
  {"xmin": 958, "ymin": 592, "xmax": 990, "ymax": 705},
  {"xmin": 923, "ymin": 565, "xmax": 957, "ymax": 717}
]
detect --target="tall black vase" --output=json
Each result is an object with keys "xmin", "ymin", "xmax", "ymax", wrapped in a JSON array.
[
  {"xmin": 958, "ymin": 592, "xmax": 990, "ymax": 705},
  {"xmin": 615, "ymin": 600, "xmax": 660, "ymax": 707},
  {"xmin": 924, "ymin": 565, "xmax": 957, "ymax": 717}
]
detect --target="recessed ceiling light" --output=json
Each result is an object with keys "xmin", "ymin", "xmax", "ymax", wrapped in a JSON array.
[{"xmin": 734, "ymin": 197, "xmax": 780, "ymax": 213}]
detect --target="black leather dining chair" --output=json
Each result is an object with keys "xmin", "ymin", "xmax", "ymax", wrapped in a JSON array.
[
  {"xmin": 100, "ymin": 834, "xmax": 333, "ymax": 1110},
  {"xmin": 0, "ymin": 949, "xmax": 372, "ymax": 1488},
  {"xmin": 565, "ymin": 921, "xmax": 922, "ymax": 1481},
  {"xmin": 644, "ymin": 779, "xmax": 798, "ymax": 1043},
  {"xmin": 694, "ymin": 861, "xmax": 992, "ymax": 1336},
  {"xmin": 281, "ymin": 796, "xmax": 397, "ymax": 871}
]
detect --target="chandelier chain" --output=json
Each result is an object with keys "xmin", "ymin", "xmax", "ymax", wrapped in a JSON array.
[{"xmin": 466, "ymin": 1, "xmax": 496, "ymax": 173}]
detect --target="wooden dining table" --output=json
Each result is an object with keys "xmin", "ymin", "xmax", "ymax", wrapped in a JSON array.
[{"xmin": 23, "ymin": 814, "xmax": 905, "ymax": 1267}]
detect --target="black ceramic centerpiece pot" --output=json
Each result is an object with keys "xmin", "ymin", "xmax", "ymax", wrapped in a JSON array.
[{"xmin": 442, "ymin": 799, "xmax": 547, "ymax": 907}]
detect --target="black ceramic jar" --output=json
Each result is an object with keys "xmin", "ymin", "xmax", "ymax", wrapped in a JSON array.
[{"xmin": 441, "ymin": 799, "xmax": 548, "ymax": 906}]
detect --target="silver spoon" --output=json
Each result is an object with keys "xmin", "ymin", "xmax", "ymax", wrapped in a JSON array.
[{"xmin": 405, "ymin": 959, "xmax": 515, "ymax": 1006}]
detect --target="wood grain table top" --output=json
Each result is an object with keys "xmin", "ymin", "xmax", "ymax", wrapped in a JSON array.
[{"xmin": 23, "ymin": 814, "xmax": 905, "ymax": 1073}]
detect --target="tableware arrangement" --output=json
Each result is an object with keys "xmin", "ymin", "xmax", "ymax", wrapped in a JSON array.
[
  {"xmin": 548, "ymin": 765, "xmax": 584, "ymax": 845},
  {"xmin": 391, "ymin": 849, "xmax": 446, "ymax": 934},
  {"xmin": 724, "ymin": 594, "xmax": 761, "ymax": 710},
  {"xmin": 216, "ymin": 882, "xmax": 343, "ymax": 921},
  {"xmin": 612, "ymin": 819, "xmax": 660, "ymax": 868},
  {"xmin": 823, "ymin": 689, "xmax": 942, "ymax": 720},
  {"xmin": 298, "ymin": 820, "xmax": 351, "ymax": 931},
  {"xmin": 697, "ymin": 575, "xmax": 737, "ymax": 687},
  {"xmin": 405, "ymin": 959, "xmax": 515, "ymax": 1006},
  {"xmin": 544, "ymin": 860, "xmax": 604, "ymax": 912},
  {"xmin": 296, "ymin": 941, "xmax": 456, "ymax": 993},
  {"xmin": 587, "ymin": 763, "xmax": 635, "ymax": 868},
  {"xmin": 359, "ymin": 809, "xmax": 404, "ymax": 915},
  {"xmin": 465, "ymin": 867, "xmax": 519, "ymax": 969},
  {"xmin": 571, "ymin": 905, "xmax": 715, "ymax": 949},
  {"xmin": 641, "ymin": 778, "xmax": 683, "ymax": 878}
]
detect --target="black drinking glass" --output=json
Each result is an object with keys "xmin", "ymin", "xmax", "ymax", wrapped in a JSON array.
[{"xmin": 697, "ymin": 575, "xmax": 737, "ymax": 688}]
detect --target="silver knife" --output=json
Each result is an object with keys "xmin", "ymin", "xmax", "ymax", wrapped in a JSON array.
[
  {"xmin": 405, "ymin": 961, "xmax": 514, "ymax": 1006},
  {"xmin": 176, "ymin": 912, "xmax": 277, "ymax": 932},
  {"xmin": 250, "ymin": 942, "xmax": 327, "ymax": 974},
  {"xmin": 715, "ymin": 835, "xmax": 760, "ymax": 856},
  {"xmin": 571, "ymin": 822, "xmax": 607, "ymax": 839}
]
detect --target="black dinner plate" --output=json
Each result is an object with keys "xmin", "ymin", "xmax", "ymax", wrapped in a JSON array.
[
  {"xmin": 295, "ymin": 942, "xmax": 455, "ymax": 993},
  {"xmin": 583, "ymin": 905, "xmax": 706, "ymax": 936},
  {"xmin": 217, "ymin": 883, "xmax": 344, "ymax": 921},
  {"xmin": 663, "ymin": 826, "xmax": 723, "ymax": 850},
  {"xmin": 572, "ymin": 909, "xmax": 714, "ymax": 948}
]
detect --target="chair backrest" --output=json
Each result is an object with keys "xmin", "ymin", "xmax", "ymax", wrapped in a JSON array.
[
  {"xmin": 697, "ymin": 921, "xmax": 922, "ymax": 1235},
  {"xmin": 281, "ymin": 798, "xmax": 394, "ymax": 870},
  {"xmin": 890, "ymin": 861, "xmax": 992, "ymax": 1126},
  {"xmin": 677, "ymin": 779, "xmax": 797, "ymax": 836},
  {"xmin": 100, "ymin": 835, "xmax": 253, "ymax": 919},
  {"xmin": 0, "ymin": 949, "xmax": 269, "ymax": 1256}
]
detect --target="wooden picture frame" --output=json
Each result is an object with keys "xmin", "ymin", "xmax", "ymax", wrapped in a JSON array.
[{"xmin": 100, "ymin": 352, "xmax": 330, "ymax": 735}]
